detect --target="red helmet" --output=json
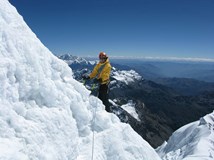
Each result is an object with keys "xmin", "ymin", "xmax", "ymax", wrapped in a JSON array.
[{"xmin": 99, "ymin": 52, "xmax": 108, "ymax": 59}]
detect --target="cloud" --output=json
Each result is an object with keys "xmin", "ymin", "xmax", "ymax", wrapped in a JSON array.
[{"xmin": 109, "ymin": 56, "xmax": 214, "ymax": 62}]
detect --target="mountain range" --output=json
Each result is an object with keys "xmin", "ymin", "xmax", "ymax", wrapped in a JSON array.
[{"xmin": 110, "ymin": 59, "xmax": 214, "ymax": 83}]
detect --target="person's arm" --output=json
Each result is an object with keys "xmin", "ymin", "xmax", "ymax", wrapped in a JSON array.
[{"xmin": 89, "ymin": 64, "xmax": 99, "ymax": 79}]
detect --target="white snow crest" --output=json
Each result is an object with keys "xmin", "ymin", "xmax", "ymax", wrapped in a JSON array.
[
  {"xmin": 0, "ymin": 0, "xmax": 162, "ymax": 159},
  {"xmin": 157, "ymin": 111, "xmax": 214, "ymax": 160}
]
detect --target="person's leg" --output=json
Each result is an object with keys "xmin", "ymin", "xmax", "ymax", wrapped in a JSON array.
[{"xmin": 98, "ymin": 84, "xmax": 110, "ymax": 112}]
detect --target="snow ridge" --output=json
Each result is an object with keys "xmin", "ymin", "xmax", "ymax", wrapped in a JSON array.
[{"xmin": 157, "ymin": 111, "xmax": 214, "ymax": 160}]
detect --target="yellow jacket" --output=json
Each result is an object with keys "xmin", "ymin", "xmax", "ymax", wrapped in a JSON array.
[{"xmin": 89, "ymin": 59, "xmax": 111, "ymax": 84}]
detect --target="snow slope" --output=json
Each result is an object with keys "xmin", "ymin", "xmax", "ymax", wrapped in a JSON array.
[
  {"xmin": 0, "ymin": 0, "xmax": 161, "ymax": 159},
  {"xmin": 157, "ymin": 111, "xmax": 214, "ymax": 160},
  {"xmin": 112, "ymin": 69, "xmax": 142, "ymax": 85},
  {"xmin": 121, "ymin": 100, "xmax": 140, "ymax": 121}
]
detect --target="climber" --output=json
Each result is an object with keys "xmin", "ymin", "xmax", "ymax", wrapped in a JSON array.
[{"xmin": 82, "ymin": 52, "xmax": 112, "ymax": 112}]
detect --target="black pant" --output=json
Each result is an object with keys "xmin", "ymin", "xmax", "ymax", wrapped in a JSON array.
[{"xmin": 98, "ymin": 84, "xmax": 110, "ymax": 112}]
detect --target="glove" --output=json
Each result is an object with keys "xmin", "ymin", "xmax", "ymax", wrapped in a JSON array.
[
  {"xmin": 82, "ymin": 75, "xmax": 90, "ymax": 80},
  {"xmin": 93, "ymin": 78, "xmax": 102, "ymax": 84}
]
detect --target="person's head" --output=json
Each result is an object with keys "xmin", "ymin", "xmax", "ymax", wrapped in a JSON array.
[{"xmin": 99, "ymin": 52, "xmax": 108, "ymax": 63}]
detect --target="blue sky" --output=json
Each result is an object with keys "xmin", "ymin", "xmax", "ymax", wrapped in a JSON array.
[{"xmin": 10, "ymin": 0, "xmax": 214, "ymax": 58}]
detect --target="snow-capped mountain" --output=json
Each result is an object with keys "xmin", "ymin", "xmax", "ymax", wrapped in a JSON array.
[
  {"xmin": 157, "ymin": 111, "xmax": 214, "ymax": 160},
  {"xmin": 58, "ymin": 54, "xmax": 95, "ymax": 66},
  {"xmin": 111, "ymin": 68, "xmax": 143, "ymax": 85},
  {"xmin": 0, "ymin": 0, "xmax": 161, "ymax": 159}
]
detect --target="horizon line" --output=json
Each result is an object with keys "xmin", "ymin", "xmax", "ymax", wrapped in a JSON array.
[{"xmin": 81, "ymin": 55, "xmax": 214, "ymax": 63}]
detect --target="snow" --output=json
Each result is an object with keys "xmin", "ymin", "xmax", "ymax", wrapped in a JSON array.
[
  {"xmin": 157, "ymin": 111, "xmax": 214, "ymax": 160},
  {"xmin": 121, "ymin": 100, "xmax": 140, "ymax": 121},
  {"xmin": 0, "ymin": 0, "xmax": 161, "ymax": 160},
  {"xmin": 112, "ymin": 69, "xmax": 142, "ymax": 85},
  {"xmin": 58, "ymin": 54, "xmax": 95, "ymax": 65}
]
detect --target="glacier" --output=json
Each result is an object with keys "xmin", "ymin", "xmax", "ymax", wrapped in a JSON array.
[
  {"xmin": 157, "ymin": 111, "xmax": 214, "ymax": 160},
  {"xmin": 0, "ymin": 0, "xmax": 161, "ymax": 159}
]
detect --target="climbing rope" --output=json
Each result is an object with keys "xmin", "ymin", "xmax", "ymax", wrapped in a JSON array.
[
  {"xmin": 91, "ymin": 83, "xmax": 99, "ymax": 160},
  {"xmin": 91, "ymin": 103, "xmax": 97, "ymax": 160},
  {"xmin": 80, "ymin": 77, "xmax": 98, "ymax": 160}
]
